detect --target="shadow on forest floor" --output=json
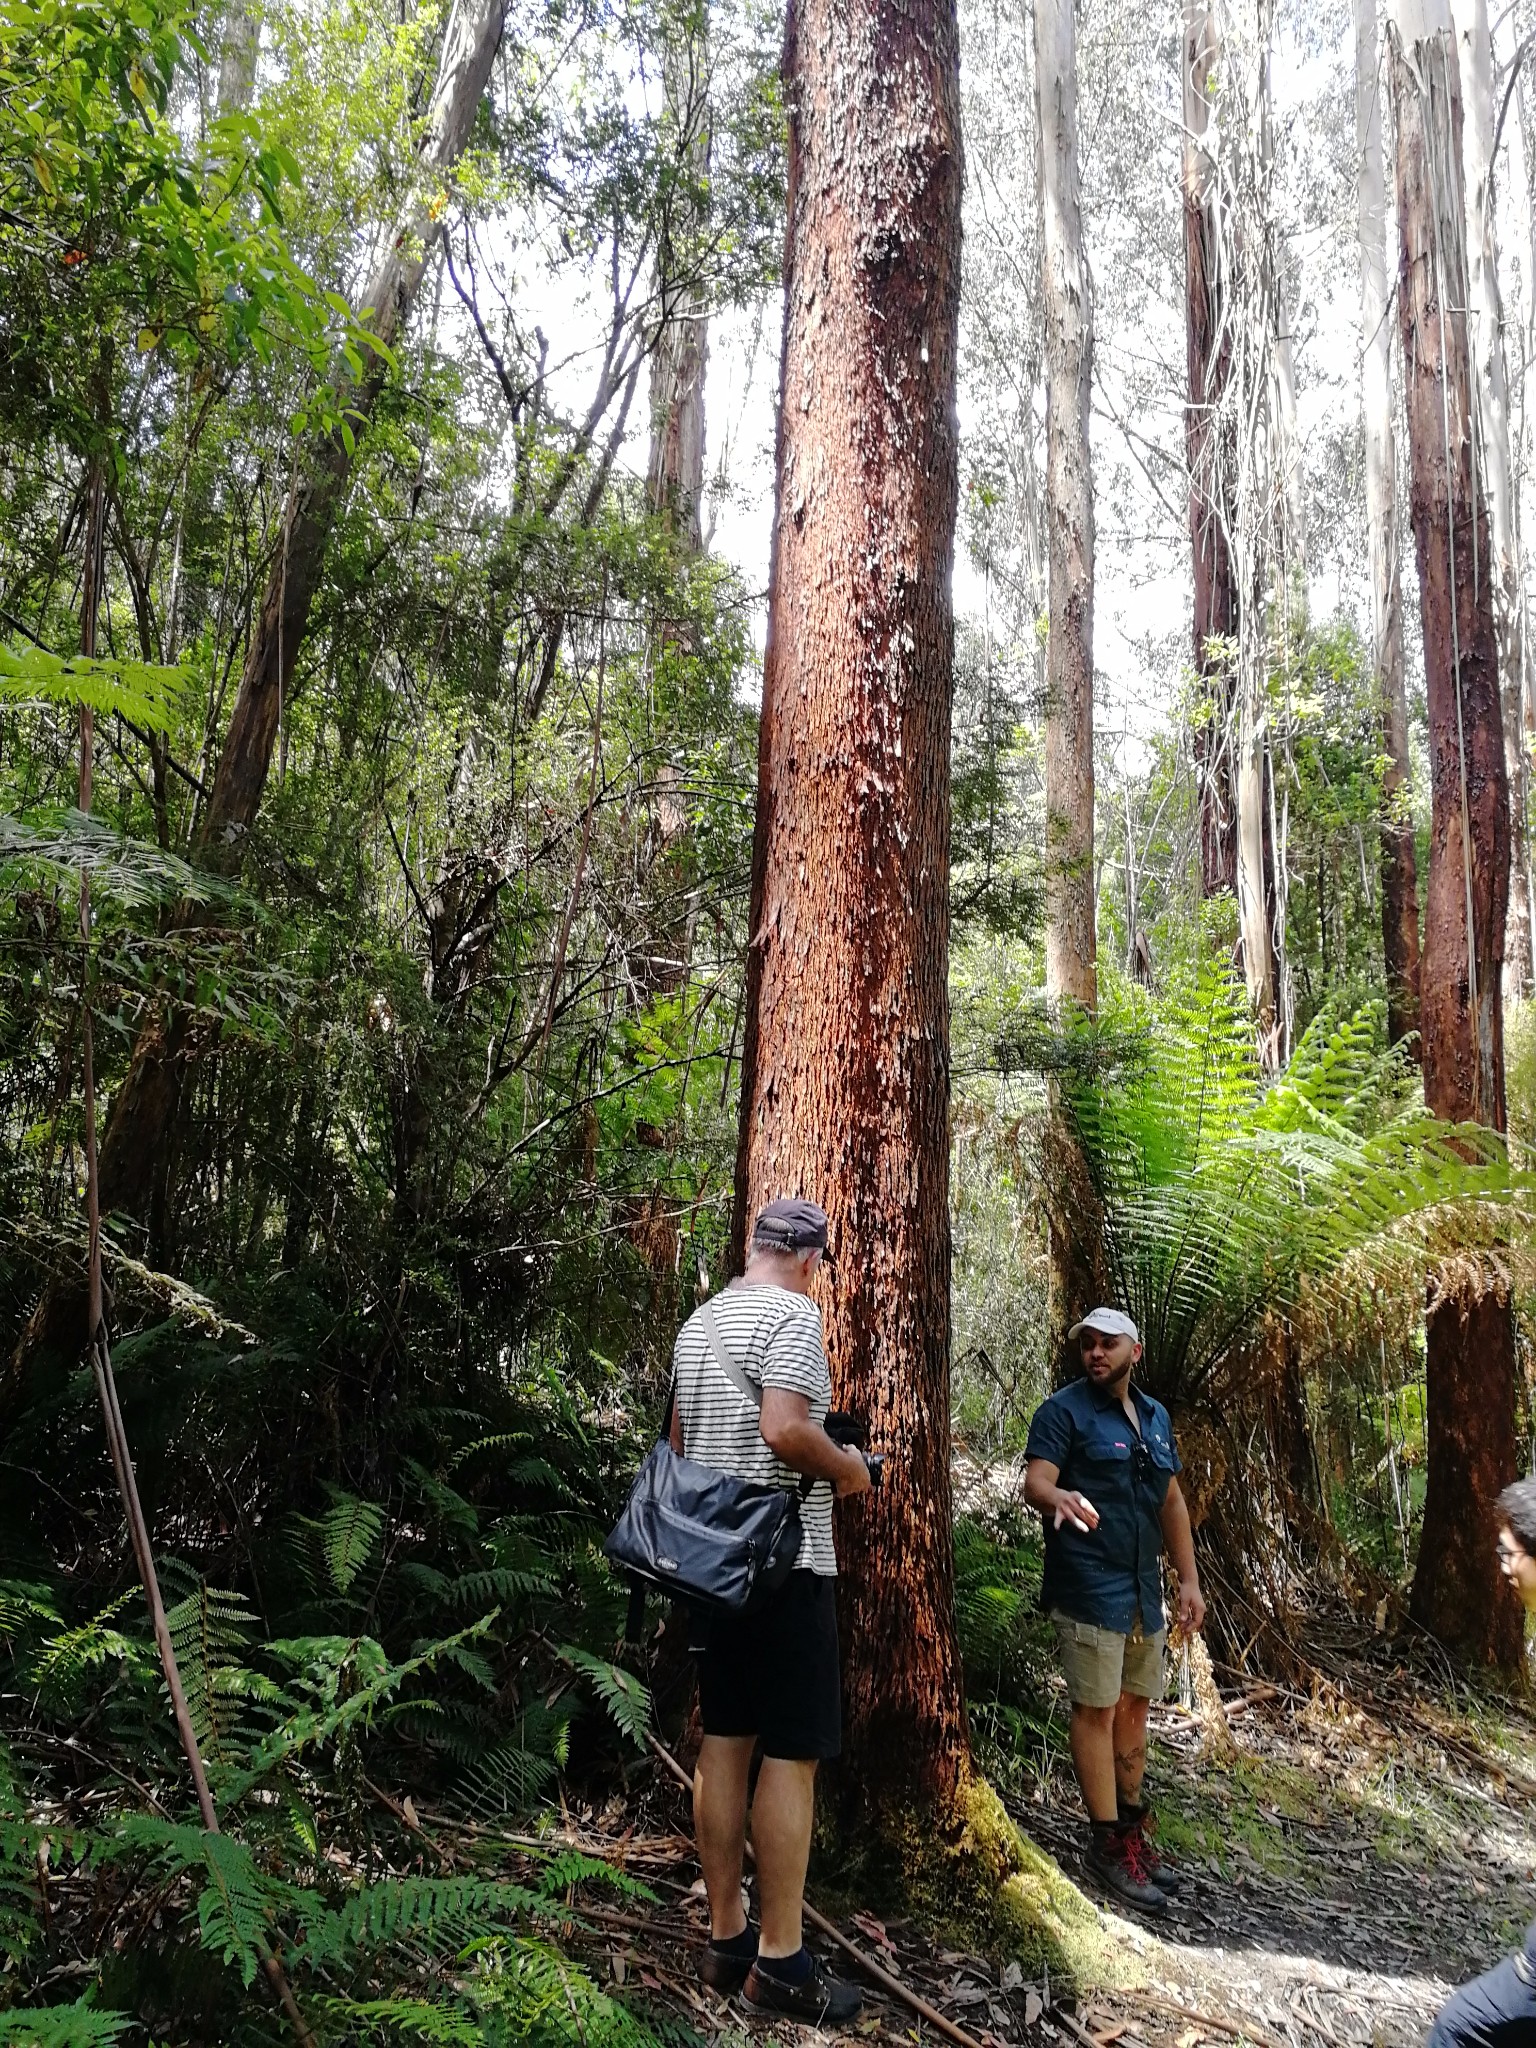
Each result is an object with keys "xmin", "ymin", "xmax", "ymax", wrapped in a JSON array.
[
  {"xmin": 1010, "ymin": 1621, "xmax": 1536, "ymax": 2048},
  {"xmin": 541, "ymin": 1619, "xmax": 1536, "ymax": 2048}
]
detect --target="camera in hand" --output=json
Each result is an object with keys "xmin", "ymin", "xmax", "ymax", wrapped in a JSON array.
[{"xmin": 824, "ymin": 1410, "xmax": 884, "ymax": 1491}]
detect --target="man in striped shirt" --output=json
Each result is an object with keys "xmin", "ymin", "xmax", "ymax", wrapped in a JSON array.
[{"xmin": 669, "ymin": 1196, "xmax": 872, "ymax": 2025}]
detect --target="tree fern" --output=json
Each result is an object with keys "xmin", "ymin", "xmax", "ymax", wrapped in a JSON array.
[{"xmin": 1051, "ymin": 969, "xmax": 1526, "ymax": 1406}]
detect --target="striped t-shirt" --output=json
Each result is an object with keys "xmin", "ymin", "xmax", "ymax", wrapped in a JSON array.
[{"xmin": 672, "ymin": 1283, "xmax": 836, "ymax": 1576}]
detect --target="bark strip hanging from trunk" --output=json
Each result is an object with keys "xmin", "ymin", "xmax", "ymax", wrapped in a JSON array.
[
  {"xmin": 1388, "ymin": 0, "xmax": 1520, "ymax": 1667},
  {"xmin": 1036, "ymin": 0, "xmax": 1096, "ymax": 1015},
  {"xmin": 1356, "ymin": 0, "xmax": 1422, "ymax": 1051},
  {"xmin": 731, "ymin": 0, "xmax": 968, "ymax": 1819}
]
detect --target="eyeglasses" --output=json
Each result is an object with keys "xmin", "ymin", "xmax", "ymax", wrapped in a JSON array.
[{"xmin": 1498, "ymin": 1537, "xmax": 1526, "ymax": 1568}]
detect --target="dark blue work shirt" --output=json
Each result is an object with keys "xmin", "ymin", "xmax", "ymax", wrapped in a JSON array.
[{"xmin": 1025, "ymin": 1377, "xmax": 1182, "ymax": 1633}]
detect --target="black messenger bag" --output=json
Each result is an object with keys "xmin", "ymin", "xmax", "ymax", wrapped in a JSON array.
[{"xmin": 604, "ymin": 1302, "xmax": 807, "ymax": 1636}]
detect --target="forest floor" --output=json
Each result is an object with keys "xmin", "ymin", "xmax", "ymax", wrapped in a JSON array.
[{"xmin": 541, "ymin": 1613, "xmax": 1536, "ymax": 2048}]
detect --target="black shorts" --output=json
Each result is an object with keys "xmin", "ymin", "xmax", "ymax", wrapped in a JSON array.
[{"xmin": 695, "ymin": 1570, "xmax": 841, "ymax": 1760}]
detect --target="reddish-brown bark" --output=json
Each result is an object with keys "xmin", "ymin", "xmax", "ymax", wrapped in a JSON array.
[
  {"xmin": 1390, "ymin": 7, "xmax": 1520, "ymax": 1666},
  {"xmin": 731, "ymin": 0, "xmax": 968, "ymax": 1818}
]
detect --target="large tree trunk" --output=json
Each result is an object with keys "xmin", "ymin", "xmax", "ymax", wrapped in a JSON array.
[
  {"xmin": 730, "ymin": 0, "xmax": 968, "ymax": 1820},
  {"xmin": 2, "ymin": 0, "xmax": 507, "ymax": 1412},
  {"xmin": 1452, "ymin": 0, "xmax": 1532, "ymax": 996},
  {"xmin": 1356, "ymin": 0, "xmax": 1422, "ymax": 1051},
  {"xmin": 1389, "ymin": 0, "xmax": 1521, "ymax": 1668},
  {"xmin": 1036, "ymin": 0, "xmax": 1096, "ymax": 1015},
  {"xmin": 1183, "ymin": 0, "xmax": 1240, "ymax": 899}
]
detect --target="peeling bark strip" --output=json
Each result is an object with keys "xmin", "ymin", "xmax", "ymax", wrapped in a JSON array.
[
  {"xmin": 1355, "ymin": 0, "xmax": 1421, "ymax": 1050},
  {"xmin": 731, "ymin": 0, "xmax": 968, "ymax": 1812},
  {"xmin": 1036, "ymin": 0, "xmax": 1096, "ymax": 1013},
  {"xmin": 1388, "ymin": 0, "xmax": 1520, "ymax": 1666}
]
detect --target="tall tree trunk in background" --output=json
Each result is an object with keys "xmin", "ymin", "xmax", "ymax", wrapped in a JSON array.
[
  {"xmin": 1183, "ymin": 0, "xmax": 1240, "ymax": 898},
  {"xmin": 215, "ymin": 0, "xmax": 259, "ymax": 114},
  {"xmin": 1453, "ymin": 0, "xmax": 1534, "ymax": 995},
  {"xmin": 646, "ymin": 17, "xmax": 709, "ymax": 552},
  {"xmin": 1389, "ymin": 0, "xmax": 1521, "ymax": 1668},
  {"xmin": 1035, "ymin": 0, "xmax": 1099, "ymax": 1353},
  {"xmin": 730, "ymin": 0, "xmax": 968, "ymax": 1820},
  {"xmin": 1, "ymin": 0, "xmax": 507, "ymax": 1411},
  {"xmin": 1036, "ymin": 0, "xmax": 1095, "ymax": 1015},
  {"xmin": 1356, "ymin": 0, "xmax": 1422, "ymax": 1051}
]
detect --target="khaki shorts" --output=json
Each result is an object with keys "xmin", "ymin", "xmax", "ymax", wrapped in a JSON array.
[{"xmin": 1051, "ymin": 1610, "xmax": 1166, "ymax": 1708}]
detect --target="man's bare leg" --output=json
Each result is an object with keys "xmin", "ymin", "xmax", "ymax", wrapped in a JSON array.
[
  {"xmin": 1113, "ymin": 1691, "xmax": 1150, "ymax": 1809},
  {"xmin": 1067, "ymin": 1702, "xmax": 1119, "ymax": 1823},
  {"xmin": 750, "ymin": 1756, "xmax": 818, "ymax": 1958},
  {"xmin": 694, "ymin": 1735, "xmax": 756, "ymax": 1940}
]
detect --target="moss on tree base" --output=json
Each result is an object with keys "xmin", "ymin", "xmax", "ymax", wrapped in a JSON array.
[{"xmin": 885, "ymin": 1770, "xmax": 1149, "ymax": 1990}]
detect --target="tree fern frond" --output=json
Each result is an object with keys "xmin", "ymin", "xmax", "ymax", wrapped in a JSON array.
[
  {"xmin": 0, "ymin": 642, "xmax": 189, "ymax": 729},
  {"xmin": 294, "ymin": 1876, "xmax": 544, "ymax": 1966}
]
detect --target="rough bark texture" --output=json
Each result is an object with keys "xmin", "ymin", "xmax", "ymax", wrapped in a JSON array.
[
  {"xmin": 1356, "ymin": 0, "xmax": 1422, "ymax": 1050},
  {"xmin": 731, "ymin": 0, "xmax": 968, "ymax": 1818},
  {"xmin": 1183, "ymin": 0, "xmax": 1240, "ymax": 898},
  {"xmin": 1035, "ymin": 0, "xmax": 1095, "ymax": 1013},
  {"xmin": 2, "ymin": 0, "xmax": 507, "ymax": 1416},
  {"xmin": 1389, "ymin": 1, "xmax": 1520, "ymax": 1667},
  {"xmin": 1452, "ymin": 0, "xmax": 1533, "ymax": 993}
]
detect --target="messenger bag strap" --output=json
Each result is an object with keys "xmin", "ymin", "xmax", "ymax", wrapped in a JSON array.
[
  {"xmin": 697, "ymin": 1300, "xmax": 766, "ymax": 1410},
  {"xmin": 698, "ymin": 1300, "xmax": 815, "ymax": 1502}
]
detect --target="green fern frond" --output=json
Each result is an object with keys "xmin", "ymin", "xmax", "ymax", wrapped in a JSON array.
[
  {"xmin": 30, "ymin": 1596, "xmax": 139, "ymax": 1719},
  {"xmin": 311, "ymin": 1996, "xmax": 483, "ymax": 2045},
  {"xmin": 319, "ymin": 1489, "xmax": 385, "ymax": 1594},
  {"xmin": 105, "ymin": 1816, "xmax": 297, "ymax": 1989},
  {"xmin": 0, "ymin": 810, "xmax": 235, "ymax": 908},
  {"xmin": 558, "ymin": 1646, "xmax": 650, "ymax": 1748},
  {"xmin": 0, "ymin": 2003, "xmax": 137, "ymax": 2046},
  {"xmin": 294, "ymin": 1876, "xmax": 544, "ymax": 1966},
  {"xmin": 0, "ymin": 641, "xmax": 189, "ymax": 730},
  {"xmin": 456, "ymin": 1738, "xmax": 559, "ymax": 1816}
]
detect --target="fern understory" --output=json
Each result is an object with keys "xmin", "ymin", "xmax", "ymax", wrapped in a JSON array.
[{"xmin": 0, "ymin": 1366, "xmax": 682, "ymax": 2047}]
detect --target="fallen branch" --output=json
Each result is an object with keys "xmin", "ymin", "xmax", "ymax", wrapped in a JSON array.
[{"xmin": 644, "ymin": 1732, "xmax": 991, "ymax": 2048}]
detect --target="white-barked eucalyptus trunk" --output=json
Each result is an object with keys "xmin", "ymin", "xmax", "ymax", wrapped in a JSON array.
[{"xmin": 1035, "ymin": 0, "xmax": 1096, "ymax": 1012}]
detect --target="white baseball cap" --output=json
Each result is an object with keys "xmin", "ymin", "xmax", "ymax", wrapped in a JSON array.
[{"xmin": 1068, "ymin": 1307, "xmax": 1140, "ymax": 1344}]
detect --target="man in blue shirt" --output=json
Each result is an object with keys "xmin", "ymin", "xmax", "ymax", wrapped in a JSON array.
[{"xmin": 1024, "ymin": 1308, "xmax": 1205, "ymax": 1914}]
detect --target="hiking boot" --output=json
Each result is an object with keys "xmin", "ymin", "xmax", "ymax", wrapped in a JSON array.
[
  {"xmin": 1121, "ymin": 1803, "xmax": 1181, "ymax": 1895},
  {"xmin": 744, "ymin": 1952, "xmax": 864, "ymax": 2025},
  {"xmin": 700, "ymin": 1927, "xmax": 758, "ymax": 1995},
  {"xmin": 1085, "ymin": 1821, "xmax": 1168, "ymax": 1915}
]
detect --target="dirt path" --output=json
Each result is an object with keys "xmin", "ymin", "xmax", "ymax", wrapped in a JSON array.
[{"xmin": 1021, "ymin": 1664, "xmax": 1536, "ymax": 2048}]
